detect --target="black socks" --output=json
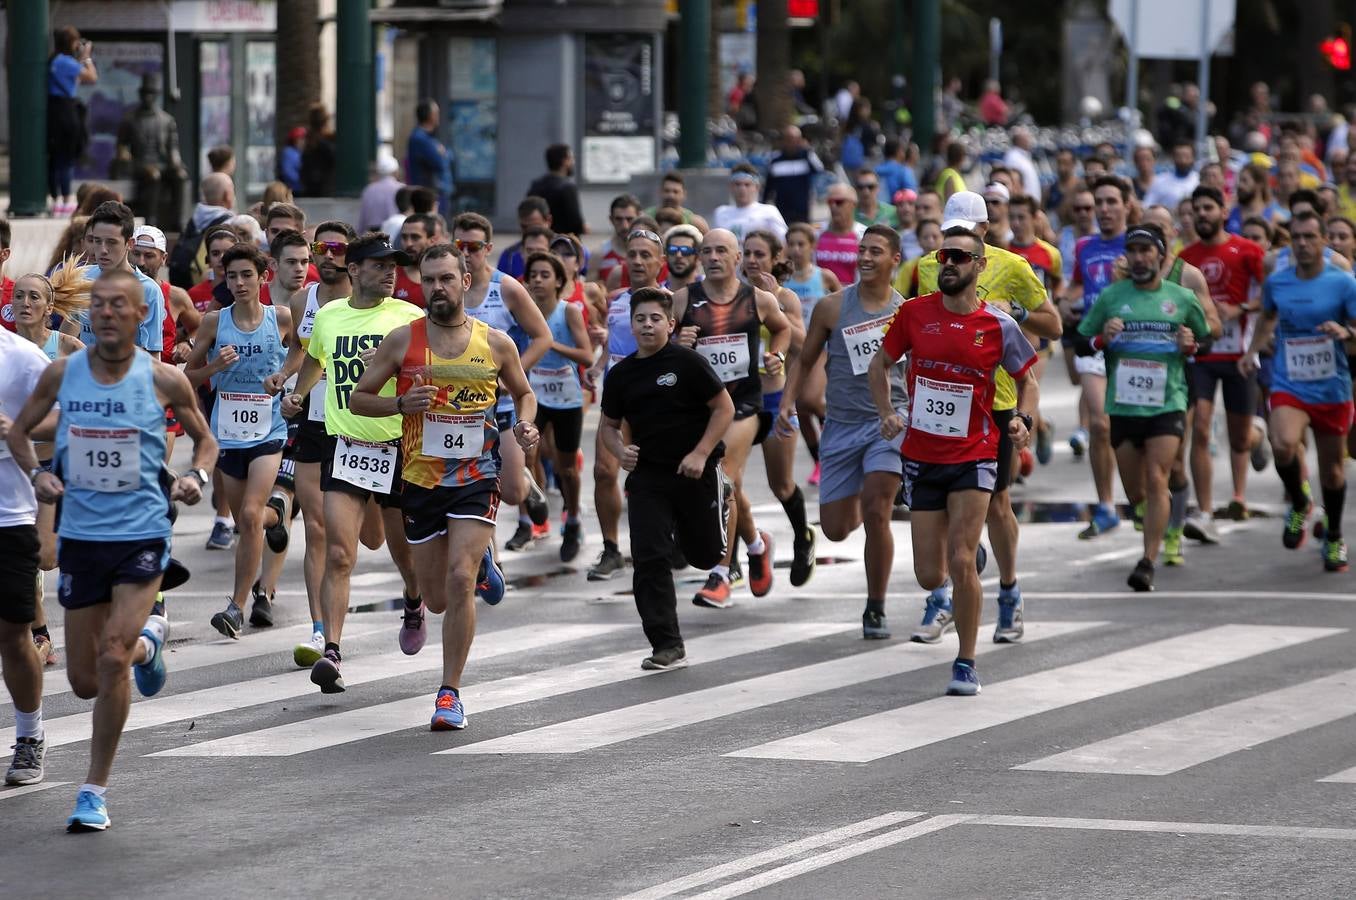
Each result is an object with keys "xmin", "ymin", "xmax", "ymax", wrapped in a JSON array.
[
  {"xmin": 1276, "ymin": 456, "xmax": 1306, "ymax": 510},
  {"xmin": 781, "ymin": 486, "xmax": 808, "ymax": 537},
  {"xmin": 1324, "ymin": 483, "xmax": 1347, "ymax": 540}
]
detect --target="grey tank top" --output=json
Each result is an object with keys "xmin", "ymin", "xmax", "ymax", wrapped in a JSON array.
[{"xmin": 824, "ymin": 283, "xmax": 908, "ymax": 423}]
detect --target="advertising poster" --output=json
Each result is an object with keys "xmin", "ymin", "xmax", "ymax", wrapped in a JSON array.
[{"xmin": 582, "ymin": 34, "xmax": 656, "ymax": 183}]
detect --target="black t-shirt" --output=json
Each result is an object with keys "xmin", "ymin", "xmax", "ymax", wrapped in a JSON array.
[
  {"xmin": 526, "ymin": 173, "xmax": 585, "ymax": 236},
  {"xmin": 601, "ymin": 342, "xmax": 725, "ymax": 472}
]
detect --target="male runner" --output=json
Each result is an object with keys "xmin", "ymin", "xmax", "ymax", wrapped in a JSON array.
[
  {"xmin": 601, "ymin": 287, "xmax": 734, "ymax": 670},
  {"xmin": 874, "ymin": 227, "xmax": 1038, "ymax": 695},
  {"xmin": 395, "ymin": 212, "xmax": 438, "ymax": 306},
  {"xmin": 8, "ymin": 268, "xmax": 216, "ymax": 831},
  {"xmin": 661, "ymin": 224, "xmax": 704, "ymax": 290},
  {"xmin": 713, "ymin": 164, "xmax": 789, "ymax": 243},
  {"xmin": 1077, "ymin": 224, "xmax": 1214, "ymax": 590},
  {"xmin": 593, "ymin": 195, "xmax": 642, "ymax": 286},
  {"xmin": 780, "ymin": 225, "xmax": 906, "ymax": 638},
  {"xmin": 1007, "ymin": 194, "xmax": 1064, "ymax": 464},
  {"xmin": 352, "ymin": 242, "xmax": 538, "ymax": 728}
]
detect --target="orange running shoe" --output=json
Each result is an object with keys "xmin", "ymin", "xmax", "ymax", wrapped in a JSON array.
[{"xmin": 748, "ymin": 529, "xmax": 775, "ymax": 597}]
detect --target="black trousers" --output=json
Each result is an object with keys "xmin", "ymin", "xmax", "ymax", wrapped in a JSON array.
[{"xmin": 626, "ymin": 462, "xmax": 728, "ymax": 652}]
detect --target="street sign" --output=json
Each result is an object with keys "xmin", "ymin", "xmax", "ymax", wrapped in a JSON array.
[{"xmin": 1109, "ymin": 0, "xmax": 1235, "ymax": 59}]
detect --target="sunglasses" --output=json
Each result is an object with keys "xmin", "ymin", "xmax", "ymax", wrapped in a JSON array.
[
  {"xmin": 311, "ymin": 240, "xmax": 348, "ymax": 256},
  {"xmin": 628, "ymin": 229, "xmax": 663, "ymax": 245},
  {"xmin": 856, "ymin": 183, "xmax": 878, "ymax": 191},
  {"xmin": 666, "ymin": 244, "xmax": 697, "ymax": 257},
  {"xmin": 936, "ymin": 248, "xmax": 980, "ymax": 265},
  {"xmin": 455, "ymin": 239, "xmax": 488, "ymax": 253}
]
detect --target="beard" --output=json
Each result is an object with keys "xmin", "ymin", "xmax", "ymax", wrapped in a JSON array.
[
  {"xmin": 1130, "ymin": 264, "xmax": 1157, "ymax": 284},
  {"xmin": 668, "ymin": 258, "xmax": 695, "ymax": 277},
  {"xmin": 938, "ymin": 268, "xmax": 975, "ymax": 295},
  {"xmin": 427, "ymin": 290, "xmax": 458, "ymax": 325},
  {"xmin": 1195, "ymin": 217, "xmax": 1220, "ymax": 239},
  {"xmin": 1237, "ymin": 186, "xmax": 1256, "ymax": 204}
]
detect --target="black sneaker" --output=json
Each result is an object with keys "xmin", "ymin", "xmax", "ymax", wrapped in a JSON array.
[
  {"xmin": 790, "ymin": 526, "xmax": 816, "ymax": 587},
  {"xmin": 523, "ymin": 469, "xmax": 549, "ymax": 526},
  {"xmin": 506, "ymin": 521, "xmax": 534, "ymax": 551},
  {"xmin": 641, "ymin": 645, "xmax": 688, "ymax": 670},
  {"xmin": 561, "ymin": 521, "xmax": 583, "ymax": 562},
  {"xmin": 862, "ymin": 610, "xmax": 890, "ymax": 640},
  {"xmin": 310, "ymin": 648, "xmax": 345, "ymax": 693},
  {"xmin": 1127, "ymin": 557, "xmax": 1155, "ymax": 592},
  {"xmin": 263, "ymin": 494, "xmax": 290, "ymax": 553},
  {"xmin": 587, "ymin": 546, "xmax": 625, "ymax": 581},
  {"xmin": 248, "ymin": 582, "xmax": 275, "ymax": 628},
  {"xmin": 210, "ymin": 601, "xmax": 244, "ymax": 639}
]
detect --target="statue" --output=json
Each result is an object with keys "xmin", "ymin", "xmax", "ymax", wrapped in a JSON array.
[{"xmin": 115, "ymin": 73, "xmax": 187, "ymax": 231}]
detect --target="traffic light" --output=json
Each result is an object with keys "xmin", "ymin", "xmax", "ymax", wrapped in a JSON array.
[{"xmin": 1322, "ymin": 25, "xmax": 1352, "ymax": 70}]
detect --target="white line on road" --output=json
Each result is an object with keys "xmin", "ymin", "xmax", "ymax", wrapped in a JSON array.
[
  {"xmin": 0, "ymin": 781, "xmax": 71, "ymax": 802},
  {"xmin": 1021, "ymin": 591, "xmax": 1356, "ymax": 602},
  {"xmin": 1318, "ymin": 764, "xmax": 1356, "ymax": 783},
  {"xmin": 443, "ymin": 621, "xmax": 1101, "ymax": 755},
  {"xmin": 727, "ymin": 624, "xmax": 1343, "ymax": 763},
  {"xmin": 1018, "ymin": 667, "xmax": 1356, "ymax": 775},
  {"xmin": 970, "ymin": 813, "xmax": 1356, "ymax": 841}
]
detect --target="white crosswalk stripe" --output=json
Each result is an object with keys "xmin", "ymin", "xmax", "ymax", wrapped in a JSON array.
[
  {"xmin": 441, "ymin": 621, "xmax": 1103, "ymax": 756},
  {"xmin": 726, "ymin": 625, "xmax": 1343, "ymax": 763}
]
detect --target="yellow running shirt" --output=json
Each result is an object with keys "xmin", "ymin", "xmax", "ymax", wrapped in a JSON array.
[{"xmin": 307, "ymin": 296, "xmax": 423, "ymax": 441}]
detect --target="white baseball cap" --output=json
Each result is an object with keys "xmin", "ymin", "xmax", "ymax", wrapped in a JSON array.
[
  {"xmin": 376, "ymin": 153, "xmax": 399, "ymax": 177},
  {"xmin": 132, "ymin": 224, "xmax": 167, "ymax": 252},
  {"xmin": 940, "ymin": 191, "xmax": 988, "ymax": 231}
]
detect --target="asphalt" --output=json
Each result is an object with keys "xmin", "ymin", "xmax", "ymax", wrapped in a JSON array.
[{"xmin": 3, "ymin": 360, "xmax": 1356, "ymax": 900}]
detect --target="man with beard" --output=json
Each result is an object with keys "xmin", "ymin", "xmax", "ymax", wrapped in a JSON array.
[
  {"xmin": 1077, "ymin": 224, "xmax": 1214, "ymax": 591},
  {"xmin": 662, "ymin": 224, "xmax": 702, "ymax": 289},
  {"xmin": 395, "ymin": 213, "xmax": 438, "ymax": 307},
  {"xmin": 352, "ymin": 243, "xmax": 538, "ymax": 729},
  {"xmin": 643, "ymin": 171, "xmax": 710, "ymax": 232},
  {"xmin": 873, "ymin": 227, "xmax": 1038, "ymax": 695}
]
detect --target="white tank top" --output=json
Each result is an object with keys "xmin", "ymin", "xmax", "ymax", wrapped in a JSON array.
[
  {"xmin": 296, "ymin": 284, "xmax": 321, "ymax": 347},
  {"xmin": 465, "ymin": 271, "xmax": 515, "ymax": 333}
]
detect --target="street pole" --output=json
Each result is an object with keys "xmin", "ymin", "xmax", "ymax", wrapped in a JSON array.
[
  {"xmin": 336, "ymin": 0, "xmax": 374, "ymax": 197},
  {"xmin": 1196, "ymin": 0, "xmax": 1211, "ymax": 154},
  {"xmin": 678, "ymin": 0, "xmax": 710, "ymax": 169},
  {"xmin": 912, "ymin": 0, "xmax": 940, "ymax": 156},
  {"xmin": 8, "ymin": 0, "xmax": 50, "ymax": 215}
]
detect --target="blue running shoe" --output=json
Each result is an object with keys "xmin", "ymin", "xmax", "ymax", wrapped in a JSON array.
[
  {"xmin": 430, "ymin": 688, "xmax": 467, "ymax": 731},
  {"xmin": 1078, "ymin": 504, "xmax": 1121, "ymax": 540},
  {"xmin": 994, "ymin": 585, "xmax": 1024, "ymax": 644},
  {"xmin": 67, "ymin": 790, "xmax": 110, "ymax": 832},
  {"xmin": 946, "ymin": 660, "xmax": 982, "ymax": 696},
  {"xmin": 910, "ymin": 587, "xmax": 954, "ymax": 644},
  {"xmin": 133, "ymin": 615, "xmax": 169, "ymax": 697},
  {"xmin": 475, "ymin": 547, "xmax": 505, "ymax": 606}
]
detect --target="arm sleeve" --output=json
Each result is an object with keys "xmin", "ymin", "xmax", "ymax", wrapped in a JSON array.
[{"xmin": 879, "ymin": 304, "xmax": 911, "ymax": 363}]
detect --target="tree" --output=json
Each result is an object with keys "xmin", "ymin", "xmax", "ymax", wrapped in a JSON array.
[
  {"xmin": 755, "ymin": 0, "xmax": 792, "ymax": 131},
  {"xmin": 276, "ymin": 0, "xmax": 322, "ymax": 152}
]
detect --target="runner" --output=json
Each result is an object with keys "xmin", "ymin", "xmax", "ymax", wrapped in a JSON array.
[
  {"xmin": 816, "ymin": 182, "xmax": 865, "ymax": 286},
  {"xmin": 873, "ymin": 226, "xmax": 1038, "ymax": 695},
  {"xmin": 785, "ymin": 223, "xmax": 843, "ymax": 486},
  {"xmin": 550, "ymin": 233, "xmax": 609, "ymax": 327},
  {"xmin": 186, "ymin": 228, "xmax": 241, "ymax": 316},
  {"xmin": 7, "ymin": 267, "xmax": 216, "ymax": 831},
  {"xmin": 1007, "ymin": 194, "xmax": 1064, "ymax": 464},
  {"xmin": 282, "ymin": 233, "xmax": 425, "ymax": 692},
  {"xmin": 523, "ymin": 251, "xmax": 595, "ymax": 561},
  {"xmin": 672, "ymin": 228, "xmax": 793, "ymax": 608},
  {"xmin": 1076, "ymin": 224, "xmax": 1214, "ymax": 591},
  {"xmin": 129, "ymin": 226, "xmax": 200, "ymax": 365},
  {"xmin": 184, "ymin": 244, "xmax": 293, "ymax": 636},
  {"xmin": 351, "ymin": 242, "xmax": 537, "ymax": 728},
  {"xmin": 592, "ymin": 194, "xmax": 642, "ymax": 286},
  {"xmin": 600, "ymin": 287, "xmax": 734, "ymax": 669},
  {"xmin": 395, "ymin": 212, "xmax": 438, "ymax": 307},
  {"xmin": 713, "ymin": 164, "xmax": 789, "ymax": 243},
  {"xmin": 779, "ymin": 225, "xmax": 906, "ymax": 637},
  {"xmin": 1243, "ymin": 211, "xmax": 1356, "ymax": 571}
]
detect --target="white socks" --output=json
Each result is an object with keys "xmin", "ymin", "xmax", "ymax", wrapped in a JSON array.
[{"xmin": 14, "ymin": 706, "xmax": 43, "ymax": 742}]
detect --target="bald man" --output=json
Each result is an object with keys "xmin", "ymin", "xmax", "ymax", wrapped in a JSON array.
[{"xmin": 174, "ymin": 171, "xmax": 237, "ymax": 288}]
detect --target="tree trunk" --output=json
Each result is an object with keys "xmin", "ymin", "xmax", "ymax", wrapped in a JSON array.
[
  {"xmin": 755, "ymin": 0, "xmax": 792, "ymax": 131},
  {"xmin": 276, "ymin": 0, "xmax": 322, "ymax": 150}
]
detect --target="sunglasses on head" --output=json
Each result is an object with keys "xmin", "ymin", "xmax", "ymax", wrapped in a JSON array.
[
  {"xmin": 936, "ymin": 248, "xmax": 980, "ymax": 265},
  {"xmin": 666, "ymin": 244, "xmax": 697, "ymax": 257},
  {"xmin": 311, "ymin": 240, "xmax": 348, "ymax": 256},
  {"xmin": 455, "ymin": 239, "xmax": 488, "ymax": 253}
]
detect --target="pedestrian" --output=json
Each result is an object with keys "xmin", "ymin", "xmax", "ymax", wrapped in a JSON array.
[
  {"xmin": 360, "ymin": 154, "xmax": 404, "ymax": 233},
  {"xmin": 528, "ymin": 144, "xmax": 586, "ymax": 237},
  {"xmin": 300, "ymin": 103, "xmax": 337, "ymax": 197},
  {"xmin": 407, "ymin": 99, "xmax": 454, "ymax": 218},
  {"xmin": 48, "ymin": 26, "xmax": 98, "ymax": 216},
  {"xmin": 762, "ymin": 127, "xmax": 824, "ymax": 226}
]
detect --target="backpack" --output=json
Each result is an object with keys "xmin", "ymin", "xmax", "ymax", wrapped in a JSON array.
[{"xmin": 168, "ymin": 211, "xmax": 231, "ymax": 289}]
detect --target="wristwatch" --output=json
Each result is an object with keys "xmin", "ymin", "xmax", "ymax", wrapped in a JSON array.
[
  {"xmin": 1015, "ymin": 412, "xmax": 1034, "ymax": 432},
  {"xmin": 28, "ymin": 466, "xmax": 44, "ymax": 486},
  {"xmin": 187, "ymin": 467, "xmax": 210, "ymax": 487}
]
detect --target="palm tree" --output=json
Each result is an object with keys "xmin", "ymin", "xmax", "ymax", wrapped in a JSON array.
[
  {"xmin": 756, "ymin": 0, "xmax": 792, "ymax": 131},
  {"xmin": 276, "ymin": 0, "xmax": 322, "ymax": 153}
]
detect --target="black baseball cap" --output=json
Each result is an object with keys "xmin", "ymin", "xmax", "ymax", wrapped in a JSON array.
[{"xmin": 346, "ymin": 237, "xmax": 413, "ymax": 266}]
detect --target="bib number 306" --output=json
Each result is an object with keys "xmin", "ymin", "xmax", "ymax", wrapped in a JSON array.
[{"xmin": 331, "ymin": 437, "xmax": 396, "ymax": 493}]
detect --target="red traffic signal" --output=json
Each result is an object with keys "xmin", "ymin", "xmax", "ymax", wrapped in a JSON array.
[{"xmin": 1322, "ymin": 33, "xmax": 1352, "ymax": 70}]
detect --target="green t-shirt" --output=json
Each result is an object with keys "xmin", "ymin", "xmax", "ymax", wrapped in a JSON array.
[
  {"xmin": 1078, "ymin": 279, "xmax": 1208, "ymax": 417},
  {"xmin": 307, "ymin": 297, "xmax": 424, "ymax": 441},
  {"xmin": 855, "ymin": 205, "xmax": 899, "ymax": 229}
]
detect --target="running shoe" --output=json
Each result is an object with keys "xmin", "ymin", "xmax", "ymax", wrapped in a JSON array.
[
  {"xmin": 1127, "ymin": 557, "xmax": 1155, "ymax": 592},
  {"xmin": 1068, "ymin": 428, "xmax": 1089, "ymax": 458},
  {"xmin": 727, "ymin": 560, "xmax": 745, "ymax": 590},
  {"xmin": 587, "ymin": 545, "xmax": 625, "ymax": 581},
  {"xmin": 1283, "ymin": 502, "xmax": 1312, "ymax": 550},
  {"xmin": 561, "ymin": 521, "xmax": 583, "ymax": 563},
  {"xmin": 399, "ymin": 598, "xmax": 427, "ymax": 655},
  {"xmin": 910, "ymin": 589, "xmax": 954, "ymax": 644},
  {"xmin": 476, "ymin": 547, "xmax": 505, "ymax": 606},
  {"xmin": 531, "ymin": 521, "xmax": 551, "ymax": 540},
  {"xmin": 205, "ymin": 521, "xmax": 236, "ymax": 550},
  {"xmin": 945, "ymin": 660, "xmax": 981, "ymax": 696},
  {"xmin": 151, "ymin": 591, "xmax": 166, "ymax": 619},
  {"xmin": 1183, "ymin": 511, "xmax": 1220, "ymax": 544},
  {"xmin": 1162, "ymin": 526, "xmax": 1186, "ymax": 566},
  {"xmin": 994, "ymin": 585, "xmax": 1024, "ymax": 643},
  {"xmin": 1078, "ymin": 505, "xmax": 1121, "ymax": 540},
  {"xmin": 693, "ymin": 573, "xmax": 734, "ymax": 609},
  {"xmin": 263, "ymin": 494, "xmax": 290, "ymax": 553},
  {"xmin": 248, "ymin": 582, "xmax": 274, "ymax": 628},
  {"xmin": 293, "ymin": 631, "xmax": 325, "ymax": 668},
  {"xmin": 210, "ymin": 601, "xmax": 244, "ymax": 640},
  {"xmin": 310, "ymin": 648, "xmax": 345, "ymax": 693},
  {"xmin": 790, "ymin": 526, "xmax": 816, "ymax": 587},
  {"xmin": 862, "ymin": 609, "xmax": 891, "ymax": 640},
  {"xmin": 5, "ymin": 737, "xmax": 45, "ymax": 786},
  {"xmin": 748, "ymin": 529, "xmax": 775, "ymax": 597},
  {"xmin": 1324, "ymin": 539, "xmax": 1349, "ymax": 573},
  {"xmin": 66, "ymin": 790, "xmax": 110, "ymax": 833},
  {"xmin": 1035, "ymin": 419, "xmax": 1054, "ymax": 465},
  {"xmin": 524, "ymin": 469, "xmax": 549, "ymax": 526},
  {"xmin": 33, "ymin": 632, "xmax": 56, "ymax": 667},
  {"xmin": 1018, "ymin": 447, "xmax": 1035, "ymax": 478},
  {"xmin": 505, "ymin": 521, "xmax": 534, "ymax": 551},
  {"xmin": 807, "ymin": 460, "xmax": 821, "ymax": 487},
  {"xmin": 1132, "ymin": 500, "xmax": 1145, "ymax": 532},
  {"xmin": 430, "ymin": 688, "xmax": 467, "ymax": 731},
  {"xmin": 1225, "ymin": 499, "xmax": 1249, "ymax": 521},
  {"xmin": 1250, "ymin": 420, "xmax": 1271, "ymax": 472},
  {"xmin": 133, "ymin": 614, "xmax": 169, "ymax": 697},
  {"xmin": 641, "ymin": 646, "xmax": 689, "ymax": 670}
]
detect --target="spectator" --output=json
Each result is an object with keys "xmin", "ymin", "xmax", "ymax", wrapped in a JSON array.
[
  {"xmin": 789, "ymin": 69, "xmax": 814, "ymax": 118},
  {"xmin": 1003, "ymin": 126, "xmax": 1041, "ymax": 200},
  {"xmin": 840, "ymin": 99, "xmax": 880, "ymax": 173},
  {"xmin": 528, "ymin": 143, "xmax": 586, "ymax": 236},
  {"xmin": 1142, "ymin": 141, "xmax": 1199, "ymax": 209},
  {"xmin": 383, "ymin": 186, "xmax": 413, "ymax": 244},
  {"xmin": 47, "ymin": 25, "xmax": 98, "ymax": 216},
  {"xmin": 978, "ymin": 79, "xmax": 1008, "ymax": 126},
  {"xmin": 763, "ymin": 126, "xmax": 824, "ymax": 225},
  {"xmin": 940, "ymin": 76, "xmax": 966, "ymax": 131},
  {"xmin": 1154, "ymin": 84, "xmax": 1195, "ymax": 150},
  {"xmin": 876, "ymin": 138, "xmax": 918, "ymax": 198},
  {"xmin": 278, "ymin": 126, "xmax": 305, "ymax": 193},
  {"xmin": 728, "ymin": 72, "xmax": 757, "ymax": 130},
  {"xmin": 834, "ymin": 80, "xmax": 860, "ymax": 123},
  {"xmin": 406, "ymin": 98, "xmax": 454, "ymax": 217},
  {"xmin": 207, "ymin": 144, "xmax": 236, "ymax": 176},
  {"xmin": 171, "ymin": 172, "xmax": 235, "ymax": 288},
  {"xmin": 300, "ymin": 103, "xmax": 337, "ymax": 196},
  {"xmin": 359, "ymin": 154, "xmax": 403, "ymax": 233},
  {"xmin": 497, "ymin": 196, "xmax": 553, "ymax": 279}
]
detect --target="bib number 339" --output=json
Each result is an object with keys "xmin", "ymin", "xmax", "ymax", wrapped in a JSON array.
[
  {"xmin": 332, "ymin": 437, "xmax": 396, "ymax": 493},
  {"xmin": 909, "ymin": 377, "xmax": 972, "ymax": 438}
]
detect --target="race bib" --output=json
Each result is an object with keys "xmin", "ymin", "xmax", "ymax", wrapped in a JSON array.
[
  {"xmin": 67, "ymin": 426, "xmax": 140, "ymax": 492},
  {"xmin": 331, "ymin": 437, "xmax": 396, "ymax": 493},
  {"xmin": 1285, "ymin": 336, "xmax": 1337, "ymax": 382},
  {"xmin": 217, "ymin": 391, "xmax": 272, "ymax": 442},
  {"xmin": 909, "ymin": 377, "xmax": 972, "ymax": 438},
  {"xmin": 841, "ymin": 315, "xmax": 894, "ymax": 376},
  {"xmin": 1213, "ymin": 316, "xmax": 1243, "ymax": 355},
  {"xmin": 307, "ymin": 376, "xmax": 327, "ymax": 423},
  {"xmin": 422, "ymin": 412, "xmax": 485, "ymax": 459},
  {"xmin": 696, "ymin": 333, "xmax": 751, "ymax": 383},
  {"xmin": 1114, "ymin": 358, "xmax": 1167, "ymax": 407},
  {"xmin": 529, "ymin": 364, "xmax": 583, "ymax": 408}
]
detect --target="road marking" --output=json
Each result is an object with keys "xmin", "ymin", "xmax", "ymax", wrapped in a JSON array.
[
  {"xmin": 1018, "ymin": 667, "xmax": 1356, "ymax": 775},
  {"xmin": 969, "ymin": 814, "xmax": 1356, "ymax": 841},
  {"xmin": 614, "ymin": 811, "xmax": 925, "ymax": 900},
  {"xmin": 3, "ymin": 623, "xmax": 619, "ymax": 750},
  {"xmin": 1022, "ymin": 591, "xmax": 1356, "ymax": 602},
  {"xmin": 1318, "ymin": 764, "xmax": 1356, "ymax": 783},
  {"xmin": 154, "ymin": 622, "xmax": 854, "ymax": 757},
  {"xmin": 0, "ymin": 781, "xmax": 71, "ymax": 802},
  {"xmin": 728, "ymin": 624, "xmax": 1342, "ymax": 763},
  {"xmin": 444, "ymin": 621, "xmax": 1101, "ymax": 755}
]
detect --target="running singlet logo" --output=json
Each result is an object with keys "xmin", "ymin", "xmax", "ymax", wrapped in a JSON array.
[{"xmin": 330, "ymin": 333, "xmax": 384, "ymax": 409}]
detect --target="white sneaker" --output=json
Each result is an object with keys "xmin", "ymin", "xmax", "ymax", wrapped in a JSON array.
[
  {"xmin": 293, "ymin": 631, "xmax": 325, "ymax": 668},
  {"xmin": 1182, "ymin": 512, "xmax": 1220, "ymax": 545}
]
